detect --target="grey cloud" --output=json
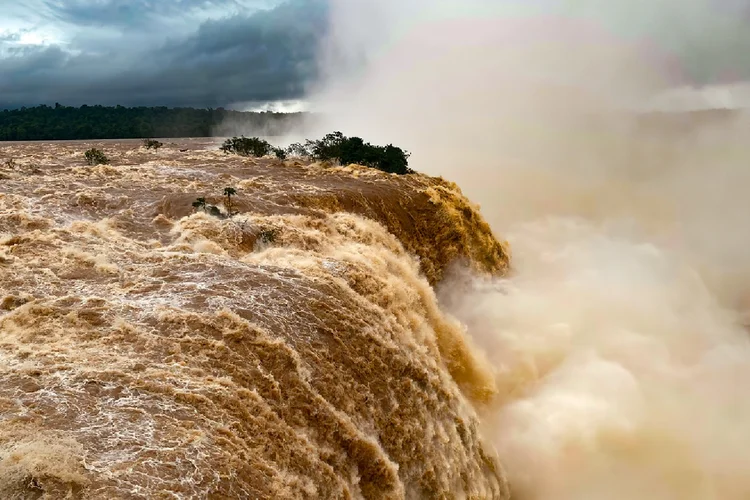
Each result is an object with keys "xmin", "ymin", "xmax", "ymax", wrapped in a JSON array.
[
  {"xmin": 8, "ymin": 0, "xmax": 750, "ymax": 111},
  {"xmin": 0, "ymin": 33, "xmax": 21, "ymax": 43},
  {"xmin": 0, "ymin": 0, "xmax": 327, "ymax": 109},
  {"xmin": 40, "ymin": 0, "xmax": 275, "ymax": 28}
]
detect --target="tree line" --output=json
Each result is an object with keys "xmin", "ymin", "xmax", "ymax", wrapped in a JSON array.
[
  {"xmin": 0, "ymin": 104, "xmax": 307, "ymax": 141},
  {"xmin": 221, "ymin": 132, "xmax": 413, "ymax": 175}
]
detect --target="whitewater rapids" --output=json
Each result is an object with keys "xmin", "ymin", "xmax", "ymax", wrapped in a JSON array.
[{"xmin": 0, "ymin": 140, "xmax": 510, "ymax": 499}]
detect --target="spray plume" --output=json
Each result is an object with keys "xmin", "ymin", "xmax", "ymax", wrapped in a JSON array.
[{"xmin": 310, "ymin": 1, "xmax": 750, "ymax": 498}]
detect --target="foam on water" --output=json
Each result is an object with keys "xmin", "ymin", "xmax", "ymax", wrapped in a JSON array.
[{"xmin": 0, "ymin": 141, "xmax": 510, "ymax": 499}]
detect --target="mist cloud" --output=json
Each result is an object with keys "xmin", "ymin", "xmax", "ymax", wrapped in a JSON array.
[{"xmin": 314, "ymin": 1, "xmax": 750, "ymax": 498}]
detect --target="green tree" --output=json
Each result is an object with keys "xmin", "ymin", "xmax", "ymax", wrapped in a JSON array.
[
  {"xmin": 220, "ymin": 136, "xmax": 272, "ymax": 157},
  {"xmin": 0, "ymin": 104, "xmax": 308, "ymax": 141},
  {"xmin": 273, "ymin": 147, "xmax": 288, "ymax": 160},
  {"xmin": 285, "ymin": 142, "xmax": 309, "ymax": 158},
  {"xmin": 223, "ymin": 187, "xmax": 237, "ymax": 216},
  {"xmin": 84, "ymin": 148, "xmax": 109, "ymax": 165},
  {"xmin": 143, "ymin": 139, "xmax": 163, "ymax": 150},
  {"xmin": 302, "ymin": 132, "xmax": 413, "ymax": 174},
  {"xmin": 192, "ymin": 197, "xmax": 207, "ymax": 212}
]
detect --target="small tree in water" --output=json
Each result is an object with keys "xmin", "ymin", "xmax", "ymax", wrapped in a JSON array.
[
  {"xmin": 143, "ymin": 139, "xmax": 163, "ymax": 150},
  {"xmin": 192, "ymin": 197, "xmax": 207, "ymax": 212},
  {"xmin": 84, "ymin": 148, "xmax": 109, "ymax": 166},
  {"xmin": 223, "ymin": 187, "xmax": 237, "ymax": 217}
]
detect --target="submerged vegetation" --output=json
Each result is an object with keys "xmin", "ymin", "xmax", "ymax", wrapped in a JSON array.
[
  {"xmin": 221, "ymin": 131, "xmax": 413, "ymax": 175},
  {"xmin": 191, "ymin": 197, "xmax": 207, "ymax": 212},
  {"xmin": 143, "ymin": 139, "xmax": 163, "ymax": 150},
  {"xmin": 192, "ymin": 187, "xmax": 239, "ymax": 219},
  {"xmin": 189, "ymin": 188, "xmax": 280, "ymax": 250},
  {"xmin": 258, "ymin": 228, "xmax": 278, "ymax": 245},
  {"xmin": 84, "ymin": 148, "xmax": 109, "ymax": 165},
  {"xmin": 224, "ymin": 187, "xmax": 237, "ymax": 216}
]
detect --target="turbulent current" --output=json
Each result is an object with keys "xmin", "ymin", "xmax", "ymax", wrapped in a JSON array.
[
  {"xmin": 4, "ymin": 123, "xmax": 750, "ymax": 500},
  {"xmin": 0, "ymin": 140, "xmax": 511, "ymax": 499}
]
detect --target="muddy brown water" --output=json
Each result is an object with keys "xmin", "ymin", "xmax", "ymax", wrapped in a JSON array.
[{"xmin": 0, "ymin": 140, "xmax": 510, "ymax": 499}]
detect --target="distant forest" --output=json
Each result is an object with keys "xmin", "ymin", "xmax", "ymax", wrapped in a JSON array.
[{"xmin": 0, "ymin": 104, "xmax": 308, "ymax": 141}]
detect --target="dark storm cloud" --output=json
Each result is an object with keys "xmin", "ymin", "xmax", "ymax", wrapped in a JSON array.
[
  {"xmin": 0, "ymin": 0, "xmax": 327, "ymax": 109},
  {"xmin": 5, "ymin": 0, "xmax": 750, "ymax": 110},
  {"xmin": 40, "ymin": 0, "xmax": 279, "ymax": 29}
]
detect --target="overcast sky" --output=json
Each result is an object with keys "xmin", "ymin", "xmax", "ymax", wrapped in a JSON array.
[
  {"xmin": 0, "ymin": 0, "xmax": 326, "ymax": 109},
  {"xmin": 2, "ymin": 0, "xmax": 750, "ymax": 110}
]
